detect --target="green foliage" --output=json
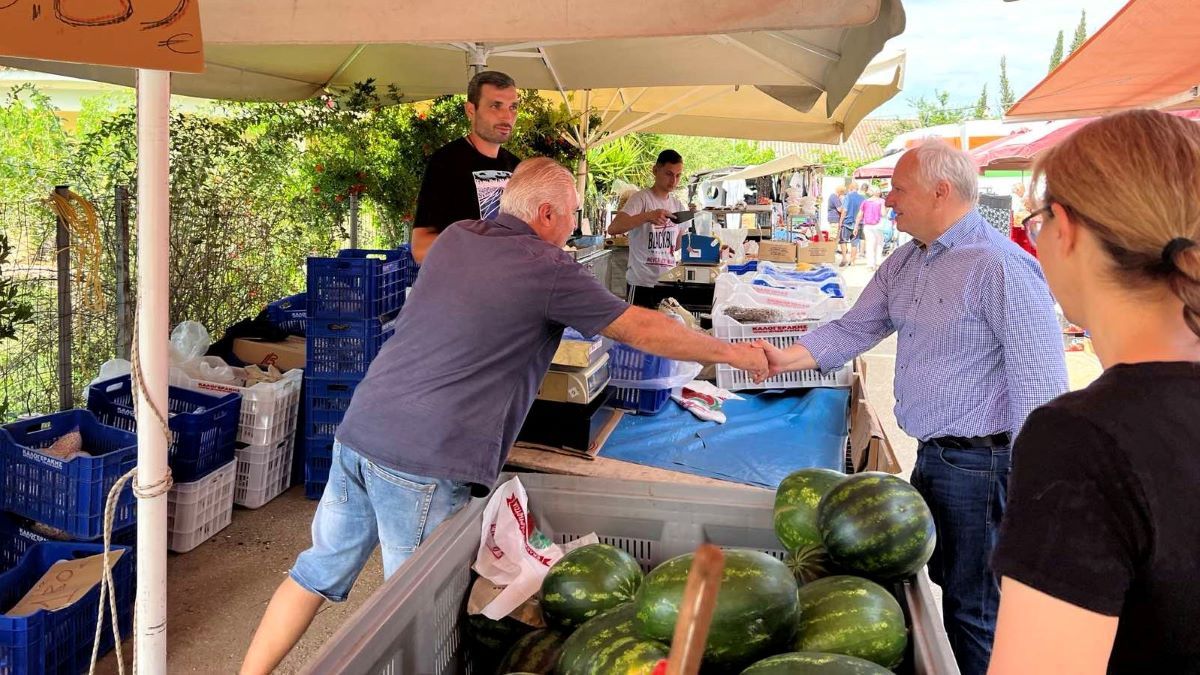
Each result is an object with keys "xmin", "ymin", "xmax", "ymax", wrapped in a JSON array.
[
  {"xmin": 814, "ymin": 151, "xmax": 857, "ymax": 177},
  {"xmin": 650, "ymin": 135, "xmax": 775, "ymax": 176},
  {"xmin": 974, "ymin": 84, "xmax": 992, "ymax": 120},
  {"xmin": 1070, "ymin": 10, "xmax": 1088, "ymax": 53},
  {"xmin": 998, "ymin": 56, "xmax": 1016, "ymax": 115},
  {"xmin": 0, "ymin": 85, "xmax": 72, "ymax": 202},
  {"xmin": 0, "ymin": 234, "xmax": 33, "ymax": 342},
  {"xmin": 1049, "ymin": 30, "xmax": 1065, "ymax": 72}
]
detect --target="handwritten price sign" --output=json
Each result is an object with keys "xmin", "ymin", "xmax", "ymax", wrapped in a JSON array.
[{"xmin": 0, "ymin": 0, "xmax": 204, "ymax": 72}]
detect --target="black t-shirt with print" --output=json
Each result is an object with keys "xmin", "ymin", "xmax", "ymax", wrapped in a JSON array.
[
  {"xmin": 413, "ymin": 138, "xmax": 521, "ymax": 233},
  {"xmin": 991, "ymin": 361, "xmax": 1200, "ymax": 673}
]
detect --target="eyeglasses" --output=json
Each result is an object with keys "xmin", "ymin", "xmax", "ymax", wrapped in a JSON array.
[{"xmin": 1021, "ymin": 204, "xmax": 1052, "ymax": 244}]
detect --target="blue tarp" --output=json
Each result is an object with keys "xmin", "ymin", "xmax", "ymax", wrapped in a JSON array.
[{"xmin": 601, "ymin": 388, "xmax": 850, "ymax": 488}]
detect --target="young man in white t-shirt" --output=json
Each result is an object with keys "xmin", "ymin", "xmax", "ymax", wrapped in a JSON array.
[{"xmin": 607, "ymin": 150, "xmax": 686, "ymax": 307}]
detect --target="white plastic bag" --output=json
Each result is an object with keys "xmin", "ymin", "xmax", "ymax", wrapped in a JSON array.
[
  {"xmin": 473, "ymin": 476, "xmax": 566, "ymax": 620},
  {"xmin": 81, "ymin": 358, "xmax": 131, "ymax": 404},
  {"xmin": 169, "ymin": 321, "xmax": 211, "ymax": 364},
  {"xmin": 608, "ymin": 358, "xmax": 702, "ymax": 390}
]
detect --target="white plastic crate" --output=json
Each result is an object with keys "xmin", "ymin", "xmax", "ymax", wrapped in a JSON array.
[
  {"xmin": 166, "ymin": 460, "xmax": 236, "ymax": 553},
  {"xmin": 170, "ymin": 364, "xmax": 302, "ymax": 446},
  {"xmin": 301, "ymin": 474, "xmax": 958, "ymax": 675},
  {"xmin": 712, "ymin": 313, "xmax": 852, "ymax": 391},
  {"xmin": 234, "ymin": 436, "xmax": 294, "ymax": 509}
]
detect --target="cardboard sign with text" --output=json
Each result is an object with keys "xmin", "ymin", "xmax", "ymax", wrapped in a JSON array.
[
  {"xmin": 0, "ymin": 0, "xmax": 204, "ymax": 73},
  {"xmin": 6, "ymin": 549, "xmax": 125, "ymax": 617}
]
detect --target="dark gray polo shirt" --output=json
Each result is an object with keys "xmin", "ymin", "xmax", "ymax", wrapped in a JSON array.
[{"xmin": 336, "ymin": 213, "xmax": 629, "ymax": 491}]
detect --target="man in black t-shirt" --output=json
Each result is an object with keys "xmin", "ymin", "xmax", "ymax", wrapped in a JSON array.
[{"xmin": 411, "ymin": 71, "xmax": 522, "ymax": 263}]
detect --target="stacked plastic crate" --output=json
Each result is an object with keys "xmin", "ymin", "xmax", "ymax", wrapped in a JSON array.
[
  {"xmin": 0, "ymin": 411, "xmax": 139, "ymax": 671},
  {"xmin": 303, "ymin": 247, "xmax": 414, "ymax": 499},
  {"xmin": 87, "ymin": 375, "xmax": 242, "ymax": 552}
]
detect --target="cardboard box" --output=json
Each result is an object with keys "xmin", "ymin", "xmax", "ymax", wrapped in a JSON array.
[
  {"xmin": 233, "ymin": 335, "xmax": 306, "ymax": 372},
  {"xmin": 797, "ymin": 240, "xmax": 838, "ymax": 265},
  {"xmin": 6, "ymin": 549, "xmax": 125, "ymax": 617},
  {"xmin": 756, "ymin": 240, "xmax": 798, "ymax": 263}
]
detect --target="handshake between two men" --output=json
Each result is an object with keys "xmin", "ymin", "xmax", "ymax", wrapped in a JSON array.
[{"xmin": 719, "ymin": 340, "xmax": 820, "ymax": 384}]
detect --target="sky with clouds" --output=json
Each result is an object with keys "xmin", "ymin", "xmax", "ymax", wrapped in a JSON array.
[{"xmin": 872, "ymin": 0, "xmax": 1129, "ymax": 117}]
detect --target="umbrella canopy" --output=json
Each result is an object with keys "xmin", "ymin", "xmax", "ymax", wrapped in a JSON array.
[
  {"xmin": 1, "ymin": 0, "xmax": 905, "ymax": 119},
  {"xmin": 716, "ymin": 153, "xmax": 823, "ymax": 183},
  {"xmin": 853, "ymin": 150, "xmax": 904, "ymax": 179},
  {"xmin": 553, "ymin": 50, "xmax": 906, "ymax": 149},
  {"xmin": 1007, "ymin": 0, "xmax": 1200, "ymax": 120},
  {"xmin": 973, "ymin": 109, "xmax": 1200, "ymax": 171}
]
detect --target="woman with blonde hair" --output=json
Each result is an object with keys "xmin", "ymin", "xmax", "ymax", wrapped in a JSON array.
[{"xmin": 989, "ymin": 109, "xmax": 1200, "ymax": 673}]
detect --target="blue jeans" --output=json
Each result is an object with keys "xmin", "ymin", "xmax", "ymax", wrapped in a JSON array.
[
  {"xmin": 290, "ymin": 441, "xmax": 471, "ymax": 601},
  {"xmin": 911, "ymin": 441, "xmax": 1011, "ymax": 675}
]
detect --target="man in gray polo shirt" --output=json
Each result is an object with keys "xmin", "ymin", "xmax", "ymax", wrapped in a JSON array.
[{"xmin": 241, "ymin": 158, "xmax": 767, "ymax": 674}]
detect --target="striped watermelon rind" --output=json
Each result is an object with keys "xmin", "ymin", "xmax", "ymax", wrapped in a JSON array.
[
  {"xmin": 774, "ymin": 468, "xmax": 847, "ymax": 553},
  {"xmin": 540, "ymin": 543, "xmax": 644, "ymax": 630},
  {"xmin": 494, "ymin": 628, "xmax": 567, "ymax": 675},
  {"xmin": 817, "ymin": 472, "xmax": 936, "ymax": 581},
  {"xmin": 633, "ymin": 548, "xmax": 800, "ymax": 667},
  {"xmin": 739, "ymin": 651, "xmax": 894, "ymax": 674},
  {"xmin": 556, "ymin": 603, "xmax": 668, "ymax": 675},
  {"xmin": 793, "ymin": 576, "xmax": 907, "ymax": 669}
]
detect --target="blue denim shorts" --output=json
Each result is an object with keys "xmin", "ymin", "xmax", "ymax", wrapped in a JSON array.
[{"xmin": 290, "ymin": 441, "xmax": 471, "ymax": 602}]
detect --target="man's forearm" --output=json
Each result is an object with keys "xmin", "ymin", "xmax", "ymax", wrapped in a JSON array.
[
  {"xmin": 604, "ymin": 308, "xmax": 734, "ymax": 365},
  {"xmin": 607, "ymin": 212, "xmax": 645, "ymax": 236}
]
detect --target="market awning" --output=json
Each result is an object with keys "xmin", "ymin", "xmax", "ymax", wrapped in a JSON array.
[
  {"xmin": 556, "ymin": 50, "xmax": 906, "ymax": 148},
  {"xmin": 1, "ymin": 0, "xmax": 905, "ymax": 120},
  {"xmin": 973, "ymin": 109, "xmax": 1200, "ymax": 171},
  {"xmin": 1006, "ymin": 0, "xmax": 1200, "ymax": 120},
  {"xmin": 853, "ymin": 150, "xmax": 904, "ymax": 179},
  {"xmin": 715, "ymin": 154, "xmax": 825, "ymax": 183}
]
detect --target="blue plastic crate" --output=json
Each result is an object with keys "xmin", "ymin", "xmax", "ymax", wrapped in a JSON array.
[
  {"xmin": 305, "ymin": 316, "xmax": 395, "ymax": 381},
  {"xmin": 0, "ymin": 514, "xmax": 136, "ymax": 575},
  {"xmin": 302, "ymin": 436, "xmax": 334, "ymax": 500},
  {"xmin": 307, "ymin": 248, "xmax": 412, "ymax": 319},
  {"xmin": 0, "ymin": 541, "xmax": 134, "ymax": 675},
  {"xmin": 606, "ymin": 343, "xmax": 674, "ymax": 415},
  {"xmin": 0, "ymin": 411, "xmax": 138, "ymax": 541},
  {"xmin": 265, "ymin": 292, "xmax": 307, "ymax": 335},
  {"xmin": 86, "ymin": 376, "xmax": 241, "ymax": 483},
  {"xmin": 302, "ymin": 378, "xmax": 362, "ymax": 439}
]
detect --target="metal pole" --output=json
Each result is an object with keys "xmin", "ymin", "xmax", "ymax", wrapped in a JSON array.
[
  {"xmin": 114, "ymin": 185, "xmax": 132, "ymax": 360},
  {"xmin": 349, "ymin": 193, "xmax": 359, "ymax": 249},
  {"xmin": 135, "ymin": 68, "xmax": 171, "ymax": 674},
  {"xmin": 54, "ymin": 184, "xmax": 73, "ymax": 410}
]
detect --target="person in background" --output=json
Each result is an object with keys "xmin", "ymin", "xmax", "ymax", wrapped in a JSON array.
[
  {"xmin": 827, "ymin": 184, "xmax": 847, "ymax": 235},
  {"xmin": 607, "ymin": 150, "xmax": 686, "ymax": 308},
  {"xmin": 839, "ymin": 181, "xmax": 865, "ymax": 266},
  {"xmin": 989, "ymin": 110, "xmax": 1200, "ymax": 674},
  {"xmin": 410, "ymin": 71, "xmax": 522, "ymax": 263},
  {"xmin": 856, "ymin": 185, "xmax": 887, "ymax": 270},
  {"xmin": 757, "ymin": 139, "xmax": 1068, "ymax": 675},
  {"xmin": 239, "ymin": 158, "xmax": 769, "ymax": 674},
  {"xmin": 1010, "ymin": 190, "xmax": 1039, "ymax": 258}
]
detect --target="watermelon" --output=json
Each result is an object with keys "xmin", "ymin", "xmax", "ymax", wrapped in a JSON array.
[
  {"xmin": 740, "ymin": 651, "xmax": 893, "ymax": 674},
  {"xmin": 817, "ymin": 472, "xmax": 935, "ymax": 581},
  {"xmin": 774, "ymin": 468, "xmax": 846, "ymax": 553},
  {"xmin": 792, "ymin": 576, "xmax": 907, "ymax": 668},
  {"xmin": 633, "ymin": 549, "xmax": 799, "ymax": 667},
  {"xmin": 557, "ymin": 604, "xmax": 669, "ymax": 675},
  {"xmin": 540, "ymin": 543, "xmax": 644, "ymax": 630},
  {"xmin": 465, "ymin": 612, "xmax": 537, "ymax": 673},
  {"xmin": 495, "ymin": 629, "xmax": 567, "ymax": 675}
]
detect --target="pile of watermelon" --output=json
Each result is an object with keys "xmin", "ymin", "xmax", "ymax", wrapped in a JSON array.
[{"xmin": 468, "ymin": 470, "xmax": 936, "ymax": 674}]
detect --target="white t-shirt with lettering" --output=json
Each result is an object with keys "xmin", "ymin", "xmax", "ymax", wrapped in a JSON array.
[{"xmin": 621, "ymin": 189, "xmax": 685, "ymax": 288}]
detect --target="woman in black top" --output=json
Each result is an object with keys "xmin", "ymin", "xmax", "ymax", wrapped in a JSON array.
[{"xmin": 989, "ymin": 109, "xmax": 1200, "ymax": 673}]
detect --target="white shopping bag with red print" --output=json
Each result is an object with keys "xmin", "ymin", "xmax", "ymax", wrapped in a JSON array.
[{"xmin": 473, "ymin": 476, "xmax": 595, "ymax": 619}]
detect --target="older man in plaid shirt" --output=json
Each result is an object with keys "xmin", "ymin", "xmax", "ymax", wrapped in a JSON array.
[{"xmin": 760, "ymin": 140, "xmax": 1067, "ymax": 675}]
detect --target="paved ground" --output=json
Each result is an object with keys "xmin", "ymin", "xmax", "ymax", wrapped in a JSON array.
[{"xmin": 95, "ymin": 259, "xmax": 917, "ymax": 673}]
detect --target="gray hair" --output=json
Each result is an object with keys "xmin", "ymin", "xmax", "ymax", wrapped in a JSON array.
[
  {"xmin": 499, "ymin": 157, "xmax": 578, "ymax": 223},
  {"xmin": 910, "ymin": 139, "xmax": 979, "ymax": 204}
]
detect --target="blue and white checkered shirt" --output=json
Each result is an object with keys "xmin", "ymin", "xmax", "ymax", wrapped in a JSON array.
[{"xmin": 798, "ymin": 210, "xmax": 1068, "ymax": 442}]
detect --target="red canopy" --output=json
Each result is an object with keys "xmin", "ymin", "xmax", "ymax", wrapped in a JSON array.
[
  {"xmin": 974, "ymin": 110, "xmax": 1200, "ymax": 171},
  {"xmin": 1007, "ymin": 0, "xmax": 1200, "ymax": 120}
]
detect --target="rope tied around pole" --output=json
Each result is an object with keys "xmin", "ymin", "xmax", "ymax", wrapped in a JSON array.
[{"xmin": 88, "ymin": 310, "xmax": 174, "ymax": 675}]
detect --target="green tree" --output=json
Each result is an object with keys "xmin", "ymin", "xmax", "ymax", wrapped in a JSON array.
[
  {"xmin": 649, "ymin": 135, "xmax": 775, "ymax": 176},
  {"xmin": 815, "ymin": 151, "xmax": 856, "ymax": 177},
  {"xmin": 1070, "ymin": 10, "xmax": 1088, "ymax": 53},
  {"xmin": 974, "ymin": 84, "xmax": 991, "ymax": 119},
  {"xmin": 915, "ymin": 90, "xmax": 969, "ymax": 127},
  {"xmin": 998, "ymin": 56, "xmax": 1016, "ymax": 115},
  {"xmin": 1049, "ymin": 30, "xmax": 1065, "ymax": 71},
  {"xmin": 0, "ymin": 85, "xmax": 73, "ymax": 203}
]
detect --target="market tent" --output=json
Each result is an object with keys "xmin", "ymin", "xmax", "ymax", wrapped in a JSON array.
[
  {"xmin": 883, "ymin": 119, "xmax": 1021, "ymax": 153},
  {"xmin": 714, "ymin": 153, "xmax": 826, "ymax": 184},
  {"xmin": 1007, "ymin": 0, "xmax": 1200, "ymax": 120},
  {"xmin": 973, "ymin": 109, "xmax": 1200, "ymax": 171},
  {"xmin": 0, "ymin": 0, "xmax": 905, "ymax": 118},
  {"xmin": 853, "ymin": 150, "xmax": 904, "ymax": 179}
]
